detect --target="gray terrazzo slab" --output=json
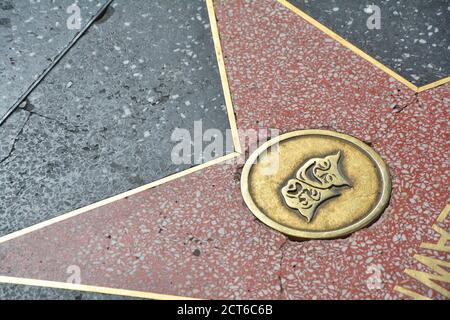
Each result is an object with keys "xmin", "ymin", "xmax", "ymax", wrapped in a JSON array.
[
  {"xmin": 288, "ymin": 0, "xmax": 450, "ymax": 86},
  {"xmin": 0, "ymin": 0, "xmax": 109, "ymax": 120},
  {"xmin": 0, "ymin": 283, "xmax": 137, "ymax": 300},
  {"xmin": 0, "ymin": 0, "xmax": 232, "ymax": 237}
]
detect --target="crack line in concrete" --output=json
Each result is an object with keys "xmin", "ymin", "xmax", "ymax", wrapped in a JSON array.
[
  {"xmin": 0, "ymin": 112, "xmax": 31, "ymax": 165},
  {"xmin": 0, "ymin": 0, "xmax": 115, "ymax": 127}
]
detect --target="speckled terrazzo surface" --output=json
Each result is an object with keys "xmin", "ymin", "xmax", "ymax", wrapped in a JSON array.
[
  {"xmin": 0, "ymin": 0, "xmax": 232, "ymax": 237},
  {"xmin": 288, "ymin": 0, "xmax": 450, "ymax": 86},
  {"xmin": 0, "ymin": 0, "xmax": 448, "ymax": 300},
  {"xmin": 0, "ymin": 0, "xmax": 109, "ymax": 119},
  {"xmin": 0, "ymin": 283, "xmax": 136, "ymax": 300}
]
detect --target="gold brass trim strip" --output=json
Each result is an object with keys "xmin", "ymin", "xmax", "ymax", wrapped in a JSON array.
[
  {"xmin": 0, "ymin": 276, "xmax": 199, "ymax": 300},
  {"xmin": 0, "ymin": 153, "xmax": 239, "ymax": 245},
  {"xmin": 277, "ymin": 0, "xmax": 449, "ymax": 92},
  {"xmin": 417, "ymin": 77, "xmax": 450, "ymax": 93},
  {"xmin": 207, "ymin": 0, "xmax": 242, "ymax": 154}
]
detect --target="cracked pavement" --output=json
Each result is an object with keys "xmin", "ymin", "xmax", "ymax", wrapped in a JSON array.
[
  {"xmin": 0, "ymin": 0, "xmax": 232, "ymax": 237},
  {"xmin": 0, "ymin": 0, "xmax": 111, "ymax": 121}
]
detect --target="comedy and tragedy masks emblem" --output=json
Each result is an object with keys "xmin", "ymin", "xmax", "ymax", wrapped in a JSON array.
[{"xmin": 281, "ymin": 151, "xmax": 351, "ymax": 222}]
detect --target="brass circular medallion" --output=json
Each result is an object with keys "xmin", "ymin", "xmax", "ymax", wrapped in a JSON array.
[{"xmin": 241, "ymin": 130, "xmax": 391, "ymax": 239}]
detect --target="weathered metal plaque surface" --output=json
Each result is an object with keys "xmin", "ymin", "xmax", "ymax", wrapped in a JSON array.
[{"xmin": 241, "ymin": 130, "xmax": 391, "ymax": 239}]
